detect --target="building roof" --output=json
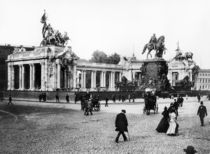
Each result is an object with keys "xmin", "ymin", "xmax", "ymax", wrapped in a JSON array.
[{"xmin": 199, "ymin": 69, "xmax": 210, "ymax": 73}]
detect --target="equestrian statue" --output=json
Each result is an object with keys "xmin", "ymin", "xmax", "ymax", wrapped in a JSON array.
[
  {"xmin": 142, "ymin": 34, "xmax": 166, "ymax": 59},
  {"xmin": 40, "ymin": 10, "xmax": 70, "ymax": 47}
]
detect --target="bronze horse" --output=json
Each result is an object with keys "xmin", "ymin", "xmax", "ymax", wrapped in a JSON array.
[{"xmin": 142, "ymin": 36, "xmax": 166, "ymax": 59}]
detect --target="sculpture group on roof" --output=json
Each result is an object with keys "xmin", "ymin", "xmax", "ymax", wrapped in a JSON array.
[{"xmin": 40, "ymin": 10, "xmax": 70, "ymax": 47}]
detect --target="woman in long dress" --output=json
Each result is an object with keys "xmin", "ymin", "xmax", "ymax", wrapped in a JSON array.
[
  {"xmin": 156, "ymin": 106, "xmax": 169, "ymax": 133},
  {"xmin": 166, "ymin": 110, "xmax": 179, "ymax": 136}
]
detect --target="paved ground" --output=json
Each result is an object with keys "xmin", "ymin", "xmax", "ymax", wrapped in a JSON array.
[{"xmin": 0, "ymin": 97, "xmax": 210, "ymax": 154}]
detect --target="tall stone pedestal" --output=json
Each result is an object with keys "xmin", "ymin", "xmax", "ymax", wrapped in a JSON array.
[{"xmin": 140, "ymin": 58, "xmax": 170, "ymax": 91}]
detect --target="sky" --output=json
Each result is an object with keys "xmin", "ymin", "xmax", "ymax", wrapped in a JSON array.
[{"xmin": 1, "ymin": 0, "xmax": 210, "ymax": 68}]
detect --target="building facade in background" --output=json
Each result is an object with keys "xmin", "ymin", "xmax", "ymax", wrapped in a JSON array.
[
  {"xmin": 194, "ymin": 69, "xmax": 210, "ymax": 90},
  {"xmin": 0, "ymin": 45, "xmax": 34, "ymax": 92},
  {"xmin": 1, "ymin": 44, "xmax": 207, "ymax": 92}
]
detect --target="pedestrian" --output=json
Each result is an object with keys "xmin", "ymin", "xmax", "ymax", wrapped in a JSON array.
[
  {"xmin": 39, "ymin": 94, "xmax": 42, "ymax": 102},
  {"xmin": 178, "ymin": 96, "xmax": 184, "ymax": 107},
  {"xmin": 8, "ymin": 95, "xmax": 13, "ymax": 105},
  {"xmin": 115, "ymin": 109, "xmax": 128, "ymax": 143},
  {"xmin": 105, "ymin": 96, "xmax": 109, "ymax": 107},
  {"xmin": 84, "ymin": 100, "xmax": 93, "ymax": 116},
  {"xmin": 66, "ymin": 94, "xmax": 69, "ymax": 103},
  {"xmin": 197, "ymin": 101, "xmax": 208, "ymax": 126},
  {"xmin": 56, "ymin": 94, "xmax": 60, "ymax": 103},
  {"xmin": 128, "ymin": 94, "xmax": 131, "ymax": 102},
  {"xmin": 132, "ymin": 93, "xmax": 135, "ymax": 102},
  {"xmin": 112, "ymin": 94, "xmax": 116, "ymax": 103},
  {"xmin": 183, "ymin": 145, "xmax": 197, "ymax": 154},
  {"xmin": 166, "ymin": 108, "xmax": 179, "ymax": 136},
  {"xmin": 118, "ymin": 94, "xmax": 122, "ymax": 102},
  {"xmin": 156, "ymin": 106, "xmax": 169, "ymax": 133},
  {"xmin": 197, "ymin": 94, "xmax": 201, "ymax": 102},
  {"xmin": 43, "ymin": 93, "xmax": 46, "ymax": 102}
]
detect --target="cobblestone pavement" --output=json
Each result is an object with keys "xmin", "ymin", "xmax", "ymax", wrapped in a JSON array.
[{"xmin": 0, "ymin": 97, "xmax": 210, "ymax": 154}]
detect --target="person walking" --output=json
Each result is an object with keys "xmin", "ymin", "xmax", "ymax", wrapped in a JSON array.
[
  {"xmin": 115, "ymin": 110, "xmax": 128, "ymax": 143},
  {"xmin": 56, "ymin": 94, "xmax": 60, "ymax": 103},
  {"xmin": 8, "ymin": 95, "xmax": 13, "ymax": 106},
  {"xmin": 105, "ymin": 96, "xmax": 109, "ymax": 107},
  {"xmin": 112, "ymin": 94, "xmax": 116, "ymax": 103},
  {"xmin": 197, "ymin": 94, "xmax": 201, "ymax": 102},
  {"xmin": 66, "ymin": 94, "xmax": 69, "ymax": 103},
  {"xmin": 166, "ymin": 109, "xmax": 179, "ymax": 136},
  {"xmin": 197, "ymin": 101, "xmax": 208, "ymax": 126},
  {"xmin": 156, "ymin": 106, "xmax": 169, "ymax": 133}
]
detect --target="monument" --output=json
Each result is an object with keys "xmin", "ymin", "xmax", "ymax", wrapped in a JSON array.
[
  {"xmin": 140, "ymin": 34, "xmax": 170, "ymax": 91},
  {"xmin": 7, "ymin": 11, "xmax": 78, "ymax": 93}
]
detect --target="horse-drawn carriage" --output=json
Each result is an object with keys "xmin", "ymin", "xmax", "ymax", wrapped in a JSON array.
[
  {"xmin": 81, "ymin": 94, "xmax": 100, "ymax": 115},
  {"xmin": 143, "ymin": 88, "xmax": 158, "ymax": 115},
  {"xmin": 91, "ymin": 97, "xmax": 100, "ymax": 111}
]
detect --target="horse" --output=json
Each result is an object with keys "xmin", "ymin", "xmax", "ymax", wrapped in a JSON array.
[{"xmin": 142, "ymin": 36, "xmax": 166, "ymax": 59}]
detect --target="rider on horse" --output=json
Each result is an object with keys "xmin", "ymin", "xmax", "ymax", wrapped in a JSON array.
[{"xmin": 149, "ymin": 34, "xmax": 157, "ymax": 50}]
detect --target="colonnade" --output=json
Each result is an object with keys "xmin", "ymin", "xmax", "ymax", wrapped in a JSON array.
[
  {"xmin": 78, "ymin": 70, "xmax": 122, "ymax": 90},
  {"xmin": 8, "ymin": 63, "xmax": 43, "ymax": 90}
]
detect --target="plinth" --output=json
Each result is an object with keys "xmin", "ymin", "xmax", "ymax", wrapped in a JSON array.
[{"xmin": 140, "ymin": 58, "xmax": 170, "ymax": 91}]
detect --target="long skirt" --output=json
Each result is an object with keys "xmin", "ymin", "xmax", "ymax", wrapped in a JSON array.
[
  {"xmin": 156, "ymin": 117, "xmax": 169, "ymax": 133},
  {"xmin": 166, "ymin": 121, "xmax": 178, "ymax": 135}
]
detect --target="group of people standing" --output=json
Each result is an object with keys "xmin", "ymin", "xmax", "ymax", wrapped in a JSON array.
[
  {"xmin": 156, "ymin": 96, "xmax": 183, "ymax": 136},
  {"xmin": 156, "ymin": 96, "xmax": 208, "ymax": 137},
  {"xmin": 156, "ymin": 104, "xmax": 179, "ymax": 136}
]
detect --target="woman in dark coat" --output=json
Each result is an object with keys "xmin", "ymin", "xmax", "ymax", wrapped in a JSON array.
[
  {"xmin": 156, "ymin": 106, "xmax": 169, "ymax": 133},
  {"xmin": 115, "ymin": 110, "xmax": 128, "ymax": 143}
]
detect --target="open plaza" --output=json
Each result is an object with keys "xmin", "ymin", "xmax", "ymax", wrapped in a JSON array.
[
  {"xmin": 1, "ymin": 1, "xmax": 210, "ymax": 154},
  {"xmin": 0, "ymin": 96, "xmax": 210, "ymax": 154}
]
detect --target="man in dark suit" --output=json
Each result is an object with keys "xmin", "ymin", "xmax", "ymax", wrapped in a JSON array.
[
  {"xmin": 115, "ymin": 110, "xmax": 128, "ymax": 143},
  {"xmin": 197, "ymin": 101, "xmax": 208, "ymax": 126}
]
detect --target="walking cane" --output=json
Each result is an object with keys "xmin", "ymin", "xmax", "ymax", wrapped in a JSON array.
[{"xmin": 127, "ymin": 130, "xmax": 130, "ymax": 141}]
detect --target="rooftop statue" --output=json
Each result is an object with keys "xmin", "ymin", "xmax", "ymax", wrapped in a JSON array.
[
  {"xmin": 40, "ymin": 10, "xmax": 70, "ymax": 47},
  {"xmin": 142, "ymin": 34, "xmax": 166, "ymax": 59},
  {"xmin": 174, "ymin": 43, "xmax": 193, "ymax": 61}
]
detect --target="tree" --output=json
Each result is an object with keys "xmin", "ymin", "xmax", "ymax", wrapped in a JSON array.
[
  {"xmin": 90, "ymin": 50, "xmax": 107, "ymax": 63},
  {"xmin": 106, "ymin": 53, "xmax": 120, "ymax": 64},
  {"xmin": 192, "ymin": 65, "xmax": 200, "ymax": 83},
  {"xmin": 90, "ymin": 51, "xmax": 120, "ymax": 64}
]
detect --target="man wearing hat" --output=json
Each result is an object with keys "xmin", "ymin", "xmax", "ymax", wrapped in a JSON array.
[
  {"xmin": 183, "ymin": 145, "xmax": 197, "ymax": 154},
  {"xmin": 115, "ymin": 109, "xmax": 128, "ymax": 143},
  {"xmin": 197, "ymin": 101, "xmax": 208, "ymax": 126}
]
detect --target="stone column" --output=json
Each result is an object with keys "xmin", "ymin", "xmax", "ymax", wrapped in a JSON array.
[
  {"xmin": 57, "ymin": 63, "xmax": 61, "ymax": 89},
  {"xmin": 91, "ymin": 71, "xmax": 94, "ymax": 89},
  {"xmin": 51, "ymin": 62, "xmax": 56, "ymax": 90},
  {"xmin": 103, "ymin": 72, "xmax": 106, "ymax": 87},
  {"xmin": 73, "ymin": 65, "xmax": 77, "ymax": 89},
  {"xmin": 19, "ymin": 65, "xmax": 22, "ymax": 90},
  {"xmin": 94, "ymin": 71, "xmax": 97, "ymax": 88},
  {"xmin": 109, "ymin": 72, "xmax": 112, "ymax": 89},
  {"xmin": 119, "ymin": 72, "xmax": 122, "ymax": 82},
  {"xmin": 67, "ymin": 66, "xmax": 70, "ymax": 89},
  {"xmin": 30, "ymin": 64, "xmax": 35, "ymax": 90},
  {"xmin": 29, "ymin": 64, "xmax": 33, "ymax": 90},
  {"xmin": 83, "ymin": 71, "xmax": 86, "ymax": 89},
  {"xmin": 11, "ymin": 65, "xmax": 14, "ymax": 90},
  {"xmin": 91, "ymin": 71, "xmax": 96, "ymax": 89},
  {"xmin": 80, "ymin": 71, "xmax": 84, "ymax": 88},
  {"xmin": 100, "ymin": 71, "xmax": 103, "ymax": 87},
  {"xmin": 112, "ymin": 72, "xmax": 115, "ymax": 89},
  {"xmin": 7, "ymin": 64, "xmax": 11, "ymax": 90},
  {"xmin": 41, "ymin": 62, "xmax": 45, "ymax": 91},
  {"xmin": 22, "ymin": 65, "xmax": 25, "ymax": 90}
]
